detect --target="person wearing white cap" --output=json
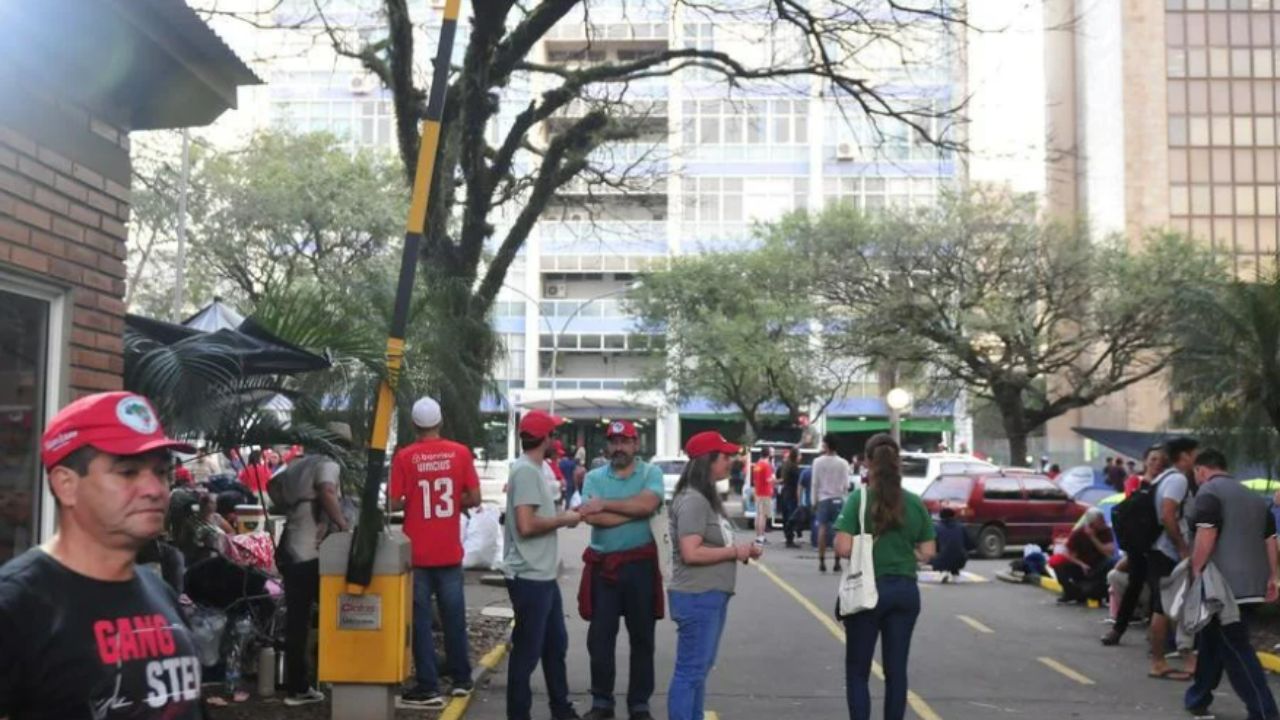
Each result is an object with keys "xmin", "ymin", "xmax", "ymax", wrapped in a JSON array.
[{"xmin": 389, "ymin": 396, "xmax": 482, "ymax": 708}]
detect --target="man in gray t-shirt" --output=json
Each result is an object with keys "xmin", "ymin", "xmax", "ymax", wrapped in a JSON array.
[
  {"xmin": 503, "ymin": 411, "xmax": 582, "ymax": 720},
  {"xmin": 810, "ymin": 435, "xmax": 850, "ymax": 573}
]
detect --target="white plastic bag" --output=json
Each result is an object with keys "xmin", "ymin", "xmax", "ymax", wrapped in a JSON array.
[
  {"xmin": 836, "ymin": 490, "xmax": 877, "ymax": 617},
  {"xmin": 462, "ymin": 506, "xmax": 504, "ymax": 571}
]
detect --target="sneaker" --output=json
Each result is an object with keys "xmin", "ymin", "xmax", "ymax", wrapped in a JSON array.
[
  {"xmin": 833, "ymin": 562, "xmax": 842, "ymax": 573},
  {"xmin": 754, "ymin": 537, "xmax": 765, "ymax": 546},
  {"xmin": 400, "ymin": 689, "xmax": 447, "ymax": 709},
  {"xmin": 1186, "ymin": 706, "xmax": 1214, "ymax": 719},
  {"xmin": 283, "ymin": 688, "xmax": 325, "ymax": 707},
  {"xmin": 553, "ymin": 711, "xmax": 582, "ymax": 720},
  {"xmin": 582, "ymin": 709, "xmax": 616, "ymax": 720},
  {"xmin": 450, "ymin": 680, "xmax": 474, "ymax": 698},
  {"xmin": 630, "ymin": 712, "xmax": 655, "ymax": 720},
  {"xmin": 1101, "ymin": 630, "xmax": 1122, "ymax": 646},
  {"xmin": 818, "ymin": 561, "xmax": 827, "ymax": 573}
]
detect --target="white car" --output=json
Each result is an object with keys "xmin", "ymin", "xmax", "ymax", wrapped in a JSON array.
[
  {"xmin": 651, "ymin": 457, "xmax": 730, "ymax": 503},
  {"xmin": 900, "ymin": 452, "xmax": 998, "ymax": 496}
]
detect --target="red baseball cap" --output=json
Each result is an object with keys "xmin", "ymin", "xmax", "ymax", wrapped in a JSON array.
[
  {"xmin": 518, "ymin": 410, "xmax": 564, "ymax": 440},
  {"xmin": 41, "ymin": 392, "xmax": 194, "ymax": 470},
  {"xmin": 684, "ymin": 431, "xmax": 741, "ymax": 459},
  {"xmin": 605, "ymin": 420, "xmax": 637, "ymax": 439}
]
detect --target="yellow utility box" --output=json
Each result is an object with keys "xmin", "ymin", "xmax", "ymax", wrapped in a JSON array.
[{"xmin": 317, "ymin": 531, "xmax": 412, "ymax": 720}]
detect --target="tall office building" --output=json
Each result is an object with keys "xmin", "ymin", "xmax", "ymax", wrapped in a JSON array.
[
  {"xmin": 189, "ymin": 0, "xmax": 1046, "ymax": 459},
  {"xmin": 1042, "ymin": 0, "xmax": 1280, "ymax": 463}
]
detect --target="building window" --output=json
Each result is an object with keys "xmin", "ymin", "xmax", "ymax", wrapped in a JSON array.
[{"xmin": 0, "ymin": 278, "xmax": 61, "ymax": 564}]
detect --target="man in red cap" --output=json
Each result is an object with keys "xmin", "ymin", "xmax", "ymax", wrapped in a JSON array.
[
  {"xmin": 577, "ymin": 420, "xmax": 664, "ymax": 720},
  {"xmin": 503, "ymin": 410, "xmax": 583, "ymax": 720},
  {"xmin": 0, "ymin": 391, "xmax": 204, "ymax": 719}
]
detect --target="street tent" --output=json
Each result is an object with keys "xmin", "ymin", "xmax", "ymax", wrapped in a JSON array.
[{"xmin": 125, "ymin": 299, "xmax": 331, "ymax": 376}]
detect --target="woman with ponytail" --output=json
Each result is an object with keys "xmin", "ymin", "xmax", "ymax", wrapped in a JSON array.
[
  {"xmin": 667, "ymin": 432, "xmax": 762, "ymax": 720},
  {"xmin": 834, "ymin": 433, "xmax": 936, "ymax": 720}
]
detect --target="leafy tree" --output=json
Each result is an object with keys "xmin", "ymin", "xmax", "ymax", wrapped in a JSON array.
[
  {"xmin": 628, "ymin": 249, "xmax": 860, "ymax": 441},
  {"xmin": 1170, "ymin": 273, "xmax": 1280, "ymax": 475},
  {"xmin": 195, "ymin": 0, "xmax": 969, "ymax": 446},
  {"xmin": 192, "ymin": 131, "xmax": 407, "ymax": 301},
  {"xmin": 767, "ymin": 192, "xmax": 1217, "ymax": 466}
]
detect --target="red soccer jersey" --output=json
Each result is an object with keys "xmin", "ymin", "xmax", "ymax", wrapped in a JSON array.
[
  {"xmin": 390, "ymin": 438, "xmax": 480, "ymax": 568},
  {"xmin": 752, "ymin": 459, "xmax": 774, "ymax": 498}
]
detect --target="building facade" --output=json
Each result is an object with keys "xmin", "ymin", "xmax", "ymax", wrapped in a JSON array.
[
  {"xmin": 1043, "ymin": 0, "xmax": 1279, "ymax": 463},
  {"xmin": 0, "ymin": 0, "xmax": 257, "ymax": 563}
]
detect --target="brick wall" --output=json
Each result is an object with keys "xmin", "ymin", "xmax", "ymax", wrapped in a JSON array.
[{"xmin": 0, "ymin": 121, "xmax": 130, "ymax": 398}]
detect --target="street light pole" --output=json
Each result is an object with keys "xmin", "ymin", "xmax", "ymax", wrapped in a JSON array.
[
  {"xmin": 548, "ymin": 283, "xmax": 637, "ymax": 415},
  {"xmin": 886, "ymin": 387, "xmax": 911, "ymax": 446}
]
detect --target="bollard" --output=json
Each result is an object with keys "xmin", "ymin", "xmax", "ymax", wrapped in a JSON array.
[{"xmin": 317, "ymin": 530, "xmax": 412, "ymax": 720}]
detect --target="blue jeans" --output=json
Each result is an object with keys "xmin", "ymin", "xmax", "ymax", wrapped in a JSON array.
[
  {"xmin": 588, "ymin": 557, "xmax": 657, "ymax": 713},
  {"xmin": 412, "ymin": 565, "xmax": 472, "ymax": 692},
  {"xmin": 1186, "ymin": 610, "xmax": 1279, "ymax": 719},
  {"xmin": 842, "ymin": 576, "xmax": 921, "ymax": 720},
  {"xmin": 668, "ymin": 590, "xmax": 730, "ymax": 720},
  {"xmin": 506, "ymin": 577, "xmax": 574, "ymax": 720}
]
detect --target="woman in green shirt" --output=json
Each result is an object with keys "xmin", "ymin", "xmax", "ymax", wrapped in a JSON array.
[{"xmin": 834, "ymin": 434, "xmax": 936, "ymax": 720}]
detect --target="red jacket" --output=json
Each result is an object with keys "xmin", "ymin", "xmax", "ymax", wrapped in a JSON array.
[{"xmin": 578, "ymin": 542, "xmax": 665, "ymax": 621}]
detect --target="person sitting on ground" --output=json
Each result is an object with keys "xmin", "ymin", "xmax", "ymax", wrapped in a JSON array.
[
  {"xmin": 1055, "ymin": 508, "xmax": 1116, "ymax": 604},
  {"xmin": 930, "ymin": 507, "xmax": 974, "ymax": 581}
]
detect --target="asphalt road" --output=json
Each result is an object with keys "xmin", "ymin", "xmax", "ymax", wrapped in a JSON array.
[{"xmin": 464, "ymin": 525, "xmax": 1280, "ymax": 720}]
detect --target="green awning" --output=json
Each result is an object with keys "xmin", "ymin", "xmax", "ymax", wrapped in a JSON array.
[
  {"xmin": 826, "ymin": 418, "xmax": 891, "ymax": 432},
  {"xmin": 825, "ymin": 418, "xmax": 954, "ymax": 433}
]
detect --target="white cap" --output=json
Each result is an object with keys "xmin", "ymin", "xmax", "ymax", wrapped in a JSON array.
[{"xmin": 412, "ymin": 397, "xmax": 443, "ymax": 428}]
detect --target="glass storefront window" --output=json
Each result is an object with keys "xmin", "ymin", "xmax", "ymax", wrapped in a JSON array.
[{"xmin": 0, "ymin": 288, "xmax": 48, "ymax": 565}]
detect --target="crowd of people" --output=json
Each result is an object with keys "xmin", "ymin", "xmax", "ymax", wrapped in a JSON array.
[{"xmin": 1043, "ymin": 437, "xmax": 1280, "ymax": 720}]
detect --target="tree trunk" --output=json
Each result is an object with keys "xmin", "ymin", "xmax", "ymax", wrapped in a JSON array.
[
  {"xmin": 993, "ymin": 384, "xmax": 1031, "ymax": 467},
  {"xmin": 1006, "ymin": 432, "xmax": 1030, "ymax": 469}
]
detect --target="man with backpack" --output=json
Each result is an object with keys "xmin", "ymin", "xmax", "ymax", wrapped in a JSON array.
[
  {"xmin": 271, "ymin": 423, "xmax": 351, "ymax": 707},
  {"xmin": 1102, "ymin": 444, "xmax": 1165, "ymax": 646},
  {"xmin": 1145, "ymin": 437, "xmax": 1199, "ymax": 680}
]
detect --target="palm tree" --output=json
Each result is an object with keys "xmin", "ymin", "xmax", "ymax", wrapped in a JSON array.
[{"xmin": 1171, "ymin": 273, "xmax": 1280, "ymax": 476}]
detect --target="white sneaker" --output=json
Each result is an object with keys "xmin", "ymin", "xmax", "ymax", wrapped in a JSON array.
[{"xmin": 284, "ymin": 688, "xmax": 325, "ymax": 707}]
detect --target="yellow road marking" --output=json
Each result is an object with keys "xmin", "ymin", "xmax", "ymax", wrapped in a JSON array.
[
  {"xmin": 754, "ymin": 562, "xmax": 943, "ymax": 720},
  {"xmin": 956, "ymin": 614, "xmax": 994, "ymax": 634},
  {"xmin": 706, "ymin": 712, "xmax": 719, "ymax": 720},
  {"xmin": 441, "ymin": 621, "xmax": 513, "ymax": 720},
  {"xmin": 1037, "ymin": 656, "xmax": 1095, "ymax": 685}
]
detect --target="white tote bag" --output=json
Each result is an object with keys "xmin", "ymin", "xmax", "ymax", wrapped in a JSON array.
[
  {"xmin": 837, "ymin": 490, "xmax": 878, "ymax": 617},
  {"xmin": 650, "ymin": 504, "xmax": 673, "ymax": 582}
]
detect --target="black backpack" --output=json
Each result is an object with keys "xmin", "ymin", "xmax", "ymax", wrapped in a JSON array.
[{"xmin": 1112, "ymin": 479, "xmax": 1165, "ymax": 554}]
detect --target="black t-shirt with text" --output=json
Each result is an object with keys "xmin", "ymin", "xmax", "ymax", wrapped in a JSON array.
[{"xmin": 0, "ymin": 549, "xmax": 201, "ymax": 720}]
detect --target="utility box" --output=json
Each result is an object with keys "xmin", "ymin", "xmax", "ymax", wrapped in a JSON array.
[{"xmin": 317, "ymin": 531, "xmax": 412, "ymax": 720}]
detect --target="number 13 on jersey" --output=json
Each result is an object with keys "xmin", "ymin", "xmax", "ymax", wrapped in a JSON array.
[{"xmin": 419, "ymin": 477, "xmax": 455, "ymax": 519}]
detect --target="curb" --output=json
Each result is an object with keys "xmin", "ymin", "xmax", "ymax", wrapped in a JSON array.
[
  {"xmin": 1021, "ymin": 568, "xmax": 1280, "ymax": 675},
  {"xmin": 440, "ymin": 622, "xmax": 514, "ymax": 720}
]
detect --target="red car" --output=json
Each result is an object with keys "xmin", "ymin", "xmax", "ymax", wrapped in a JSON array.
[{"xmin": 920, "ymin": 471, "xmax": 1089, "ymax": 558}]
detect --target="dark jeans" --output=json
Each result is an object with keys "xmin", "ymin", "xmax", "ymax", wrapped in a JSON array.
[
  {"xmin": 667, "ymin": 590, "xmax": 730, "ymax": 720},
  {"xmin": 506, "ymin": 577, "xmax": 573, "ymax": 720},
  {"xmin": 779, "ymin": 492, "xmax": 799, "ymax": 544},
  {"xmin": 1112, "ymin": 552, "xmax": 1149, "ymax": 636},
  {"xmin": 588, "ymin": 557, "xmax": 657, "ymax": 714},
  {"xmin": 1056, "ymin": 558, "xmax": 1115, "ymax": 602},
  {"xmin": 412, "ymin": 565, "xmax": 472, "ymax": 692},
  {"xmin": 1186, "ymin": 609, "xmax": 1279, "ymax": 719},
  {"xmin": 281, "ymin": 558, "xmax": 319, "ymax": 694},
  {"xmin": 843, "ymin": 576, "xmax": 921, "ymax": 720}
]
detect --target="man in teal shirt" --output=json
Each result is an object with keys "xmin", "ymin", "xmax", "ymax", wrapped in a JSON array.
[{"xmin": 577, "ymin": 420, "xmax": 663, "ymax": 720}]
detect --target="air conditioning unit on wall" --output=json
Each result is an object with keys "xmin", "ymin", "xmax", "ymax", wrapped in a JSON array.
[
  {"xmin": 544, "ymin": 282, "xmax": 568, "ymax": 298},
  {"xmin": 349, "ymin": 75, "xmax": 374, "ymax": 94}
]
